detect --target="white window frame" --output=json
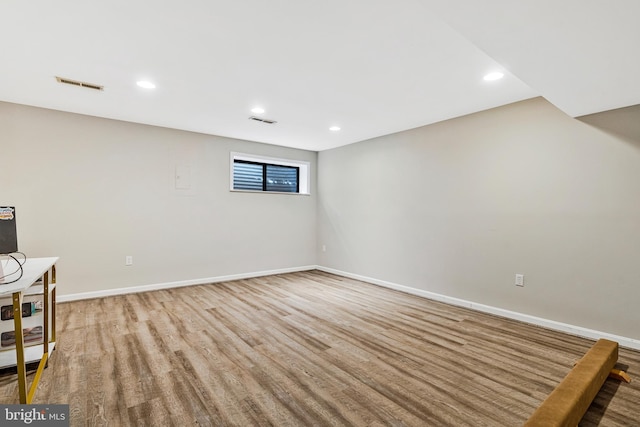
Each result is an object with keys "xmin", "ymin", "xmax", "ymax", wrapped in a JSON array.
[{"xmin": 230, "ymin": 152, "xmax": 310, "ymax": 195}]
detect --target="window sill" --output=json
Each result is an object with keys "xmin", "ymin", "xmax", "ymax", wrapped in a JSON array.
[{"xmin": 230, "ymin": 189, "xmax": 310, "ymax": 196}]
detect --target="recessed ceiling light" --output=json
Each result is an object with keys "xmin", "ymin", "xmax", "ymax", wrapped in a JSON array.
[
  {"xmin": 136, "ymin": 80, "xmax": 156, "ymax": 89},
  {"xmin": 329, "ymin": 126, "xmax": 341, "ymax": 132},
  {"xmin": 251, "ymin": 107, "xmax": 265, "ymax": 114},
  {"xmin": 483, "ymin": 72, "xmax": 504, "ymax": 81}
]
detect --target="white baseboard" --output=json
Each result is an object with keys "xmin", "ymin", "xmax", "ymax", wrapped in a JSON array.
[
  {"xmin": 57, "ymin": 264, "xmax": 640, "ymax": 351},
  {"xmin": 57, "ymin": 265, "xmax": 317, "ymax": 303},
  {"xmin": 316, "ymin": 266, "xmax": 640, "ymax": 351}
]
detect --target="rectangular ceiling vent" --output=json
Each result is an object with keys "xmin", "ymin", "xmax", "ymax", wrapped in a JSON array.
[
  {"xmin": 55, "ymin": 76, "xmax": 104, "ymax": 91},
  {"xmin": 249, "ymin": 116, "xmax": 277, "ymax": 125}
]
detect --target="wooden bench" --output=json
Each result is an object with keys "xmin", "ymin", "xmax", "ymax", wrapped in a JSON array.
[{"xmin": 524, "ymin": 339, "xmax": 631, "ymax": 427}]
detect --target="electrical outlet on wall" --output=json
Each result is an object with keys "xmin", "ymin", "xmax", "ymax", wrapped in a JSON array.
[
  {"xmin": 515, "ymin": 274, "xmax": 524, "ymax": 287},
  {"xmin": 125, "ymin": 256, "xmax": 133, "ymax": 266}
]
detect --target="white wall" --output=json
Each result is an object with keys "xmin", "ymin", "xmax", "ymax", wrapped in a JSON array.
[
  {"xmin": 317, "ymin": 97, "xmax": 640, "ymax": 341},
  {"xmin": 4, "ymin": 97, "xmax": 639, "ymax": 343},
  {"xmin": 1, "ymin": 101, "xmax": 317, "ymax": 295}
]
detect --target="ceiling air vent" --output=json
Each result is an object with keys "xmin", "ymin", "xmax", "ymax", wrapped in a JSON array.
[
  {"xmin": 249, "ymin": 116, "xmax": 277, "ymax": 125},
  {"xmin": 55, "ymin": 76, "xmax": 104, "ymax": 91}
]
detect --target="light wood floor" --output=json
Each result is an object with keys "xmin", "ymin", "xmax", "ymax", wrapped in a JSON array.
[{"xmin": 1, "ymin": 270, "xmax": 638, "ymax": 426}]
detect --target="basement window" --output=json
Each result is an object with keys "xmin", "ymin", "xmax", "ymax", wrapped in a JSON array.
[{"xmin": 230, "ymin": 152, "xmax": 310, "ymax": 195}]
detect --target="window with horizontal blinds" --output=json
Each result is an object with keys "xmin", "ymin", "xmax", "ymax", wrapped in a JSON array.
[
  {"xmin": 266, "ymin": 164, "xmax": 298, "ymax": 192},
  {"xmin": 233, "ymin": 161, "xmax": 263, "ymax": 191},
  {"xmin": 230, "ymin": 152, "xmax": 310, "ymax": 195},
  {"xmin": 233, "ymin": 160, "xmax": 299, "ymax": 193}
]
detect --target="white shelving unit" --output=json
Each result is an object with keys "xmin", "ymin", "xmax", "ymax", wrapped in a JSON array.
[
  {"xmin": 0, "ymin": 342, "xmax": 57, "ymax": 368},
  {"xmin": 0, "ymin": 257, "xmax": 58, "ymax": 404},
  {"xmin": 0, "ymin": 283, "xmax": 56, "ymax": 368}
]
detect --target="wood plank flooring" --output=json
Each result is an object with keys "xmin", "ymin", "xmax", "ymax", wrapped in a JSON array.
[{"xmin": 1, "ymin": 270, "xmax": 638, "ymax": 426}]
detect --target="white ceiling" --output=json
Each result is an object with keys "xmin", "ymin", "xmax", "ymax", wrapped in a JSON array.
[{"xmin": 1, "ymin": 0, "xmax": 638, "ymax": 152}]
